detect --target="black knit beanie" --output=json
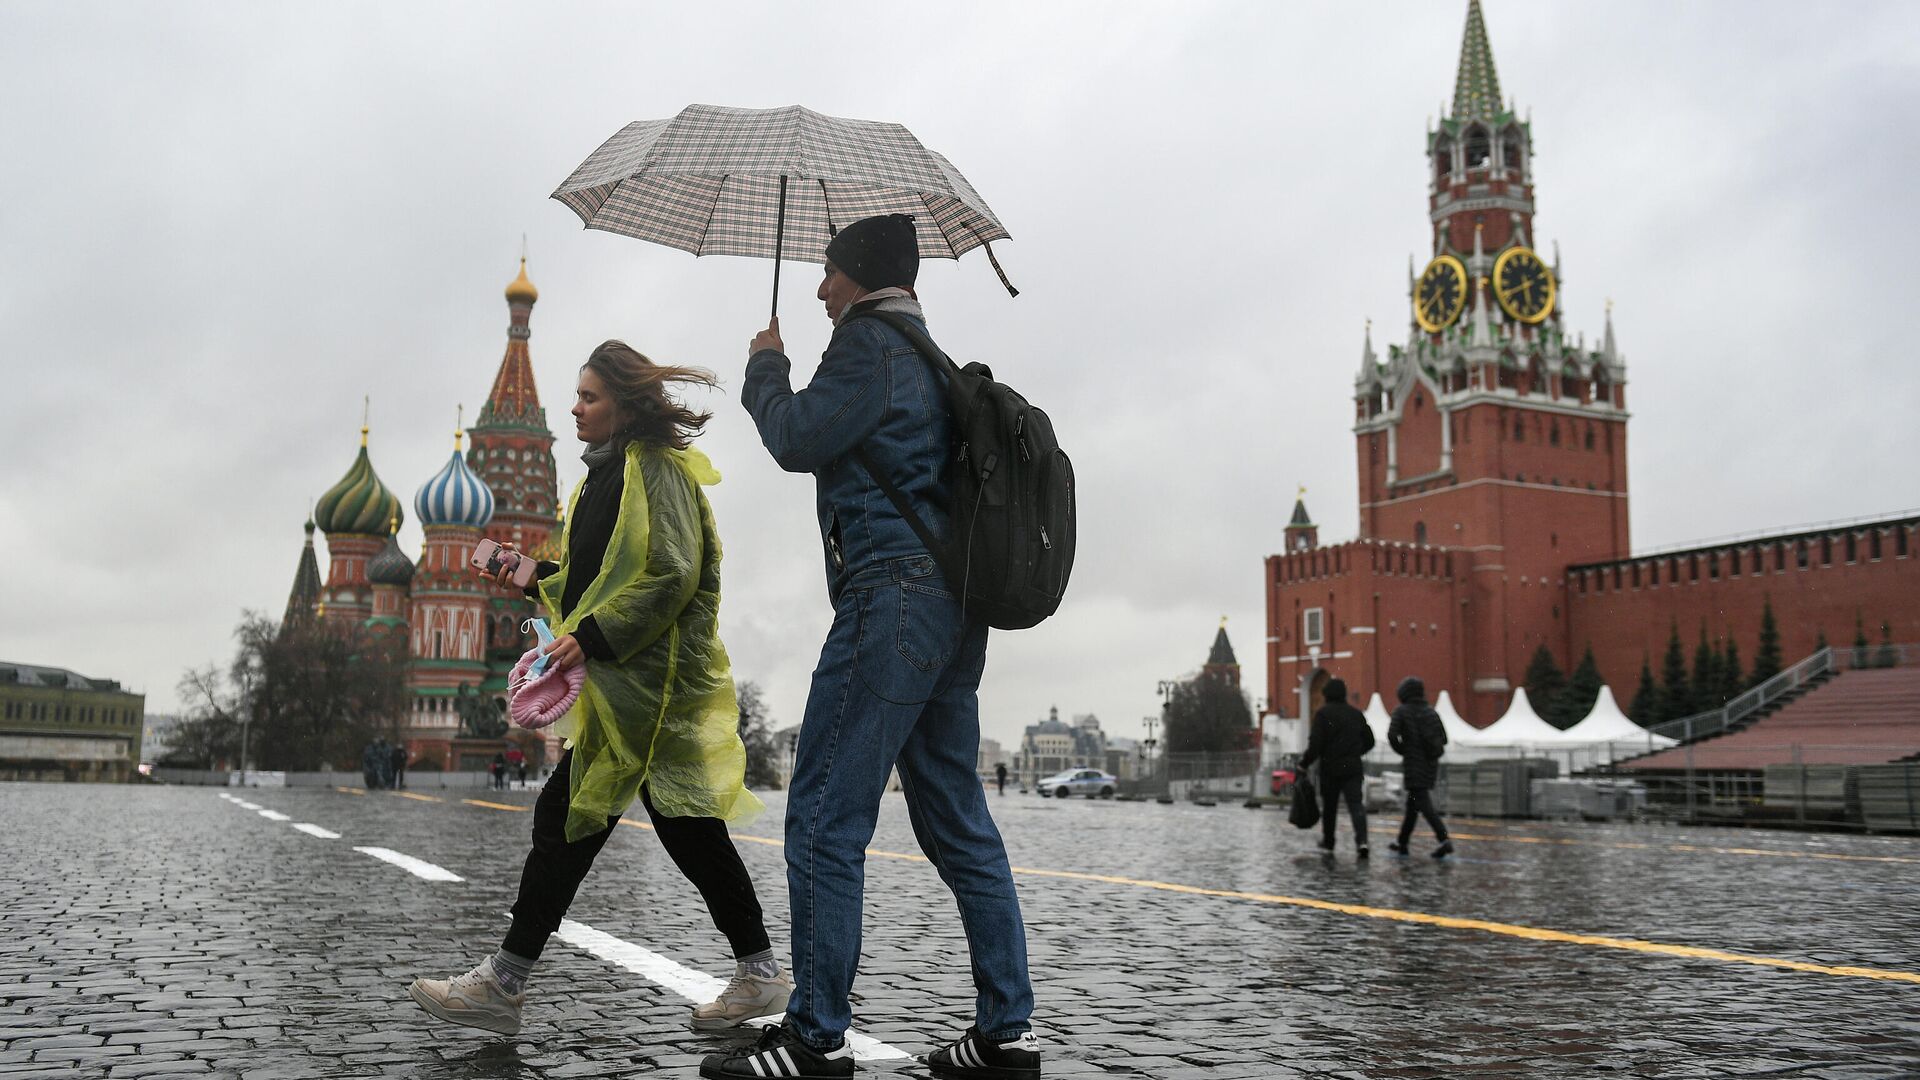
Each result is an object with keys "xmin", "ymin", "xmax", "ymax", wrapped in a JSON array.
[
  {"xmin": 825, "ymin": 214, "xmax": 919, "ymax": 291},
  {"xmin": 1324, "ymin": 679, "xmax": 1348, "ymax": 704}
]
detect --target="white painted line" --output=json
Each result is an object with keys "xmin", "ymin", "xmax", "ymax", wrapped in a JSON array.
[
  {"xmin": 353, "ymin": 847, "xmax": 464, "ymax": 882},
  {"xmin": 292, "ymin": 823, "xmax": 340, "ymax": 839},
  {"xmin": 235, "ymin": 800, "xmax": 263, "ymax": 811},
  {"xmin": 550, "ymin": 918, "xmax": 909, "ymax": 1062},
  {"xmin": 257, "ymin": 810, "xmax": 291, "ymax": 821}
]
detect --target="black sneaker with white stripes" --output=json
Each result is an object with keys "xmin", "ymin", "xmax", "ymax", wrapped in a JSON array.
[
  {"xmin": 926, "ymin": 1027, "xmax": 1041, "ymax": 1079},
  {"xmin": 699, "ymin": 1023, "xmax": 855, "ymax": 1079}
]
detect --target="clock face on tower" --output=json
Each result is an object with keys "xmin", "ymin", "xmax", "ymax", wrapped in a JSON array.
[
  {"xmin": 1492, "ymin": 245, "xmax": 1556, "ymax": 324},
  {"xmin": 1414, "ymin": 254, "xmax": 1469, "ymax": 333}
]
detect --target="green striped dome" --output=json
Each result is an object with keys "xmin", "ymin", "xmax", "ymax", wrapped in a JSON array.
[{"xmin": 315, "ymin": 440, "xmax": 403, "ymax": 537}]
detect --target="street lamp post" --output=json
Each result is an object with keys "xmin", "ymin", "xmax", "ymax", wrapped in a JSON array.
[
  {"xmin": 1246, "ymin": 697, "xmax": 1266, "ymax": 808},
  {"xmin": 1155, "ymin": 679, "xmax": 1179, "ymax": 799}
]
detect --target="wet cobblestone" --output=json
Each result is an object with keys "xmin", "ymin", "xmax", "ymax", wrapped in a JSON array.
[{"xmin": 4, "ymin": 782, "xmax": 1918, "ymax": 1078}]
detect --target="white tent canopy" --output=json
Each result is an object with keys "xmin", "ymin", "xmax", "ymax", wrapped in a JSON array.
[
  {"xmin": 1460, "ymin": 687, "xmax": 1565, "ymax": 746},
  {"xmin": 1362, "ymin": 692, "xmax": 1393, "ymax": 747},
  {"xmin": 1556, "ymin": 686, "xmax": 1678, "ymax": 748},
  {"xmin": 1433, "ymin": 690, "xmax": 1487, "ymax": 746}
]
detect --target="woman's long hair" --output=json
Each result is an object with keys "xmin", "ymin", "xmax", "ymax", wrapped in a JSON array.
[{"xmin": 582, "ymin": 340, "xmax": 718, "ymax": 451}]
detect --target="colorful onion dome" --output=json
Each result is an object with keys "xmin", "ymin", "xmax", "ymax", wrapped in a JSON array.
[
  {"xmin": 367, "ymin": 520, "xmax": 415, "ymax": 587},
  {"xmin": 315, "ymin": 427, "xmax": 404, "ymax": 537},
  {"xmin": 505, "ymin": 257, "xmax": 538, "ymax": 305},
  {"xmin": 415, "ymin": 432, "xmax": 495, "ymax": 529}
]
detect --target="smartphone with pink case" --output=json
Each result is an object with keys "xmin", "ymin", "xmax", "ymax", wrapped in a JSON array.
[{"xmin": 471, "ymin": 538, "xmax": 537, "ymax": 588}]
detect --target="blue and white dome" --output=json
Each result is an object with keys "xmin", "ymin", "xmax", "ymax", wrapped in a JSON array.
[{"xmin": 415, "ymin": 441, "xmax": 495, "ymax": 529}]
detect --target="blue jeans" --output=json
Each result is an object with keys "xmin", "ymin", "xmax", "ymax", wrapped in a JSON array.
[{"xmin": 784, "ymin": 554, "xmax": 1034, "ymax": 1048}]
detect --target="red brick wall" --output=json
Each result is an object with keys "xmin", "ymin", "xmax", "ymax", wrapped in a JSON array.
[
  {"xmin": 1267, "ymin": 541, "xmax": 1460, "ymax": 720},
  {"xmin": 1567, "ymin": 520, "xmax": 1920, "ymax": 697}
]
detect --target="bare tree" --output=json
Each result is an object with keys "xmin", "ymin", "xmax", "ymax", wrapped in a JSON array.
[
  {"xmin": 235, "ymin": 613, "xmax": 409, "ymax": 771},
  {"xmin": 736, "ymin": 680, "xmax": 781, "ymax": 790},
  {"xmin": 161, "ymin": 664, "xmax": 243, "ymax": 769}
]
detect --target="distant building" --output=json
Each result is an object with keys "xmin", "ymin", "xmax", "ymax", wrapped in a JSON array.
[
  {"xmin": 1017, "ymin": 707, "xmax": 1108, "ymax": 780},
  {"xmin": 0, "ymin": 662, "xmax": 146, "ymax": 782},
  {"xmin": 976, "ymin": 737, "xmax": 1006, "ymax": 776},
  {"xmin": 1104, "ymin": 736, "xmax": 1141, "ymax": 780}
]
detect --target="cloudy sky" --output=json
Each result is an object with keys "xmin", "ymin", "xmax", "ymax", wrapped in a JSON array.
[{"xmin": 5, "ymin": 1, "xmax": 1917, "ymax": 750}]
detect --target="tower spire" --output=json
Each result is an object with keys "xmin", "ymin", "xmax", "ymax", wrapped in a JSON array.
[{"xmin": 1453, "ymin": 0, "xmax": 1504, "ymax": 121}]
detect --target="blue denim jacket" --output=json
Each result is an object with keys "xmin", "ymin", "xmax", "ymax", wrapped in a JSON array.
[{"xmin": 743, "ymin": 301, "xmax": 953, "ymax": 600}]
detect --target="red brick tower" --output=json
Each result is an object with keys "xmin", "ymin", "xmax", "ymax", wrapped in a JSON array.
[
  {"xmin": 466, "ymin": 258, "xmax": 561, "ymax": 691},
  {"xmin": 1269, "ymin": 0, "xmax": 1630, "ymax": 726}
]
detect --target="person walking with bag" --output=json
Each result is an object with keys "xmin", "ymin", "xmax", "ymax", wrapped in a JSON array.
[
  {"xmin": 1386, "ymin": 676, "xmax": 1454, "ymax": 858},
  {"xmin": 1298, "ymin": 679, "xmax": 1375, "ymax": 858},
  {"xmin": 704, "ymin": 215, "xmax": 1039, "ymax": 1080},
  {"xmin": 408, "ymin": 342, "xmax": 788, "ymax": 1036}
]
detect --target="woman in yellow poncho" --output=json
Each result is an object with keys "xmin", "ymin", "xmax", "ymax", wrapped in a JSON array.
[{"xmin": 408, "ymin": 341, "xmax": 782, "ymax": 1038}]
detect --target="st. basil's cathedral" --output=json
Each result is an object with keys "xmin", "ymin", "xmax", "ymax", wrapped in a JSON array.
[{"xmin": 281, "ymin": 259, "xmax": 563, "ymax": 771}]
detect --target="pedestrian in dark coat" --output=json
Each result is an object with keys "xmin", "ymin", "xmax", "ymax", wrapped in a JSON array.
[
  {"xmin": 1299, "ymin": 679, "xmax": 1376, "ymax": 856},
  {"xmin": 390, "ymin": 744, "xmax": 408, "ymax": 790},
  {"xmin": 1386, "ymin": 676, "xmax": 1453, "ymax": 858},
  {"xmin": 361, "ymin": 740, "xmax": 383, "ymax": 790}
]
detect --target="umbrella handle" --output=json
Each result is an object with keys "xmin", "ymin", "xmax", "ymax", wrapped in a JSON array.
[{"xmin": 771, "ymin": 175, "xmax": 788, "ymax": 320}]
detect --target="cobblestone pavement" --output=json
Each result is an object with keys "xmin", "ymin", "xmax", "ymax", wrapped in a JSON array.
[{"xmin": 5, "ymin": 782, "xmax": 1920, "ymax": 1079}]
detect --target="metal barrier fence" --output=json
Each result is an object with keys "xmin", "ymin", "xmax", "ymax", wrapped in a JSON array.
[{"xmin": 1118, "ymin": 750, "xmax": 1264, "ymax": 802}]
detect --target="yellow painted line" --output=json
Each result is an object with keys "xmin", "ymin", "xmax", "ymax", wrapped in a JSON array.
[
  {"xmin": 1003, "ymin": 865, "xmax": 1920, "ymax": 986},
  {"xmin": 392, "ymin": 792, "xmax": 442, "ymax": 803},
  {"xmin": 1393, "ymin": 827, "xmax": 1920, "ymax": 865},
  {"xmin": 462, "ymin": 798, "xmax": 529, "ymax": 812},
  {"xmin": 334, "ymin": 787, "xmax": 366, "ymax": 795}
]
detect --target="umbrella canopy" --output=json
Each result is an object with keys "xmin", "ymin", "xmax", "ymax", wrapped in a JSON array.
[{"xmin": 551, "ymin": 104, "xmax": 1015, "ymax": 311}]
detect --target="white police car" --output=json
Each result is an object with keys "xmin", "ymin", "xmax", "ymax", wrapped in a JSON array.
[{"xmin": 1036, "ymin": 768, "xmax": 1118, "ymax": 799}]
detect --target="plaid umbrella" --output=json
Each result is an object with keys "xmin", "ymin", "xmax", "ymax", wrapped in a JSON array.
[{"xmin": 551, "ymin": 104, "xmax": 1016, "ymax": 315}]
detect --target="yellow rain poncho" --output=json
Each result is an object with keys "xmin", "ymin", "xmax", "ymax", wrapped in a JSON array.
[{"xmin": 538, "ymin": 443, "xmax": 764, "ymax": 842}]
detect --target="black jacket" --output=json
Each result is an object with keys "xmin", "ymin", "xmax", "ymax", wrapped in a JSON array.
[
  {"xmin": 1387, "ymin": 702, "xmax": 1448, "ymax": 789},
  {"xmin": 1300, "ymin": 703, "xmax": 1375, "ymax": 781},
  {"xmin": 526, "ymin": 453, "xmax": 623, "ymax": 661}
]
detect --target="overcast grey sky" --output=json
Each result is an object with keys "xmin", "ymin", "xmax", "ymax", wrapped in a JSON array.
[{"xmin": 5, "ymin": 1, "xmax": 1917, "ymax": 750}]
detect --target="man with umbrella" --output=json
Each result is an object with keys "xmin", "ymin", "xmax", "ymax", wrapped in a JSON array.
[{"xmin": 701, "ymin": 215, "xmax": 1039, "ymax": 1079}]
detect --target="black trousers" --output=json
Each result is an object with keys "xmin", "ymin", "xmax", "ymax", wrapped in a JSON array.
[
  {"xmin": 1396, "ymin": 787, "xmax": 1450, "ymax": 845},
  {"xmin": 1320, "ymin": 772, "xmax": 1368, "ymax": 846},
  {"xmin": 502, "ymin": 751, "xmax": 772, "ymax": 961}
]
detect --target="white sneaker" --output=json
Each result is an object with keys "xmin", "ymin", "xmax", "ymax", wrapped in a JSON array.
[
  {"xmin": 408, "ymin": 959, "xmax": 525, "ymax": 1035},
  {"xmin": 691, "ymin": 964, "xmax": 792, "ymax": 1030}
]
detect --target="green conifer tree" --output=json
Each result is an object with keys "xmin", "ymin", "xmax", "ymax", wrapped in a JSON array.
[
  {"xmin": 1691, "ymin": 623, "xmax": 1721, "ymax": 713},
  {"xmin": 1524, "ymin": 643, "xmax": 1567, "ymax": 726},
  {"xmin": 1659, "ymin": 621, "xmax": 1691, "ymax": 722},
  {"xmin": 1563, "ymin": 646, "xmax": 1605, "ymax": 729},
  {"xmin": 1750, "ymin": 596, "xmax": 1783, "ymax": 687},
  {"xmin": 1628, "ymin": 658, "xmax": 1660, "ymax": 727},
  {"xmin": 1720, "ymin": 638, "xmax": 1744, "ymax": 705}
]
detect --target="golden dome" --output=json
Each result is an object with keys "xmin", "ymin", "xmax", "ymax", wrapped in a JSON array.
[{"xmin": 505, "ymin": 257, "xmax": 538, "ymax": 305}]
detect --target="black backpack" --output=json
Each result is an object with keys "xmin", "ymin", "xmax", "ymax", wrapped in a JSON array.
[{"xmin": 851, "ymin": 309, "xmax": 1075, "ymax": 631}]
